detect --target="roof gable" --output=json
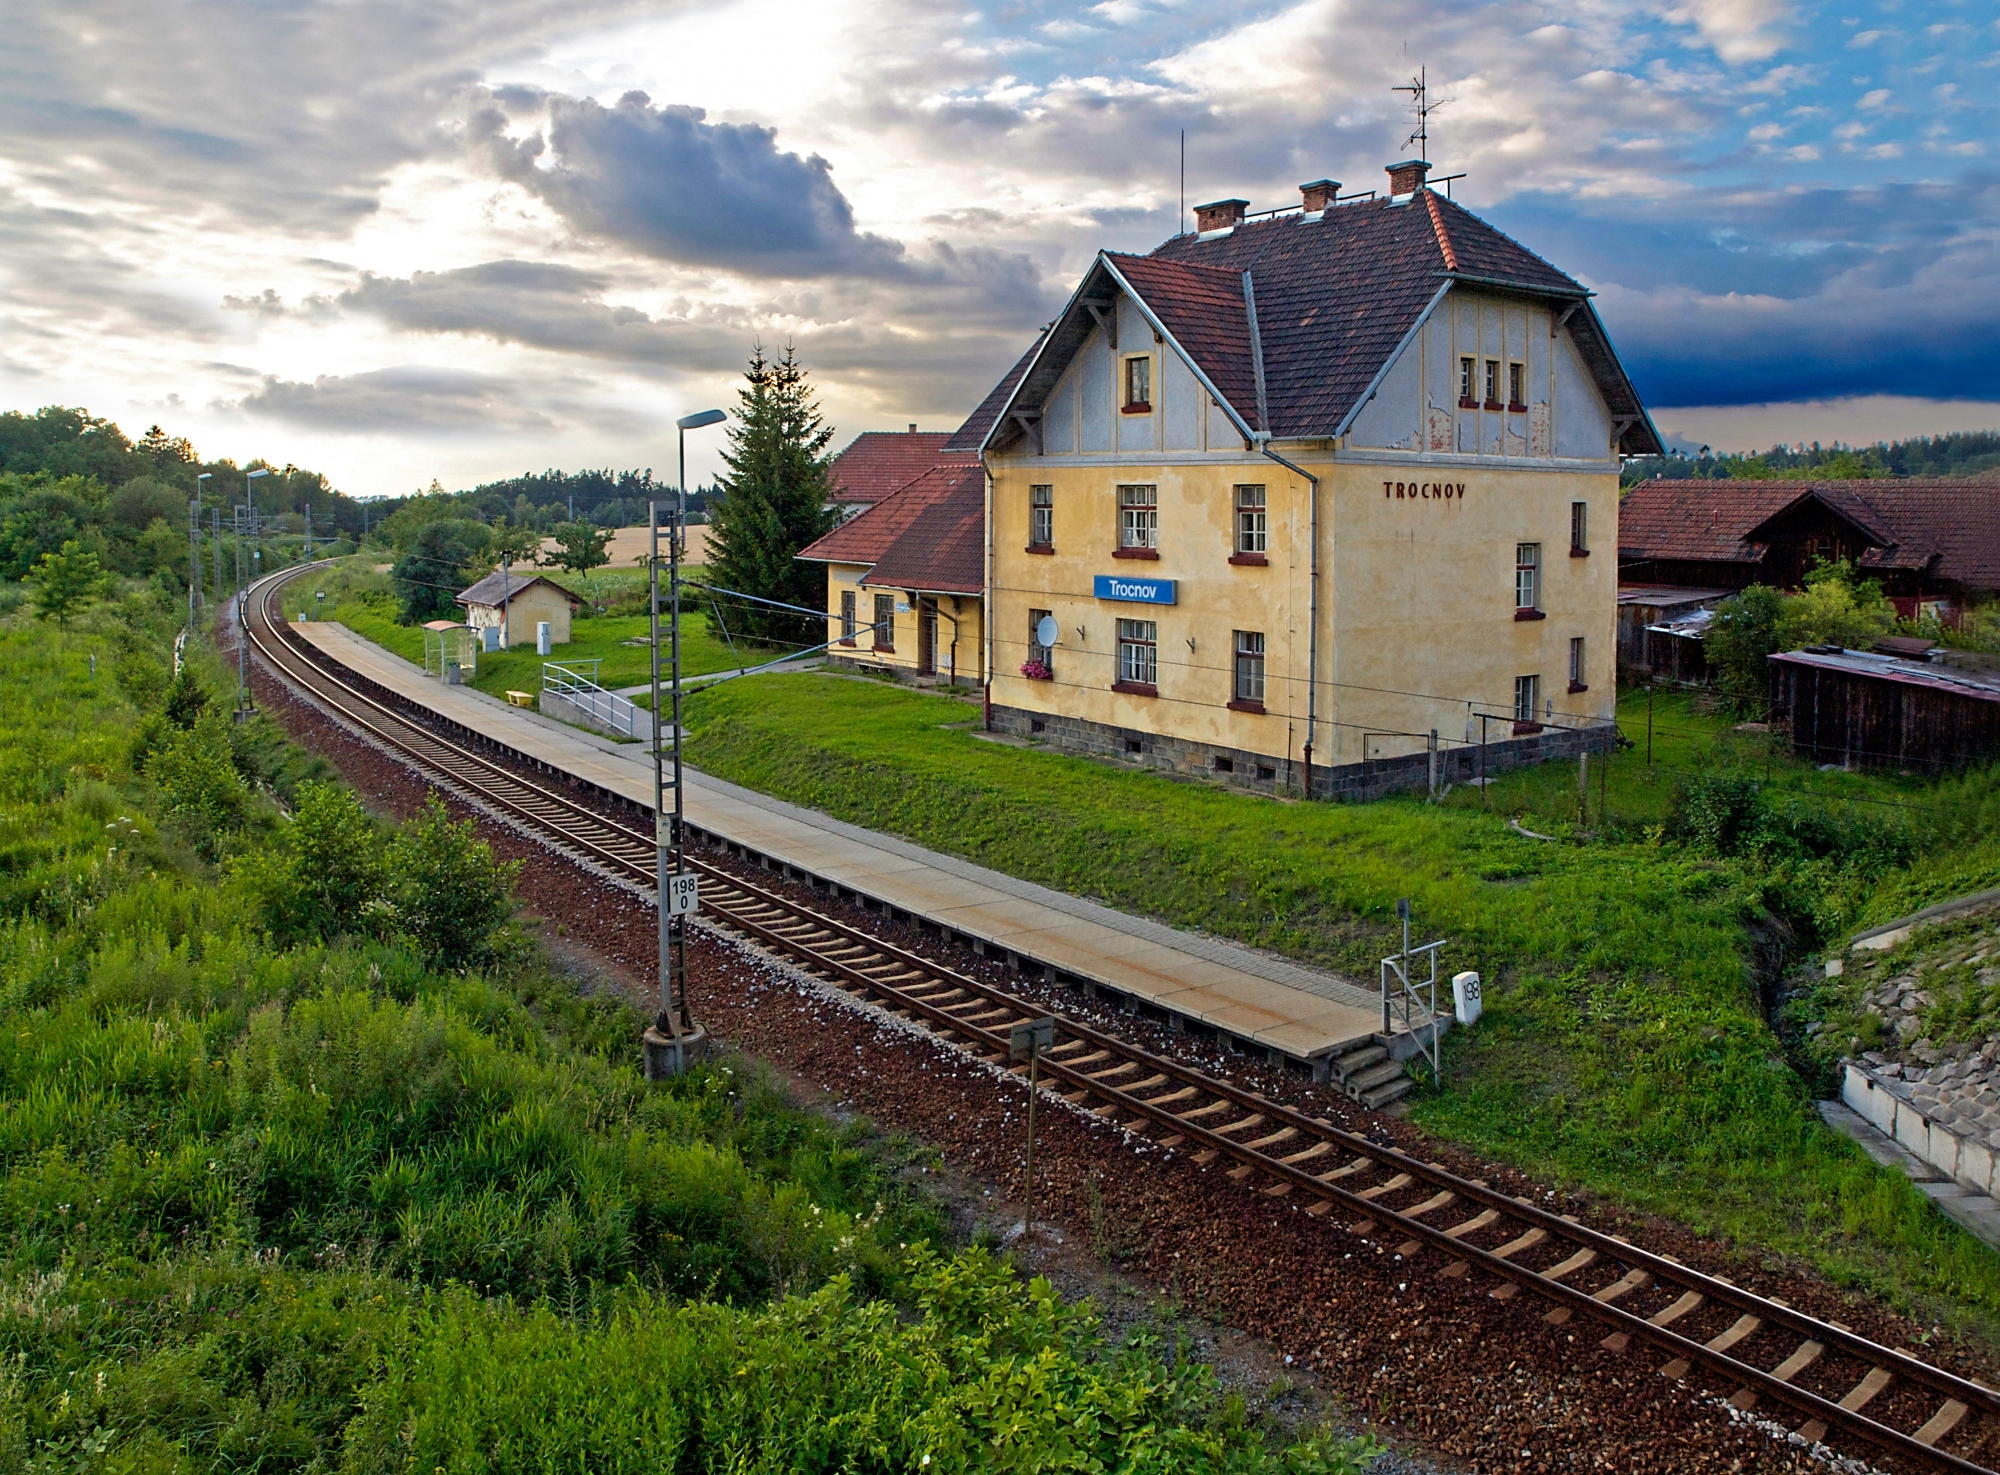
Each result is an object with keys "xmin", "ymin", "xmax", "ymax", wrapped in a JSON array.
[{"xmin": 951, "ymin": 190, "xmax": 1660, "ymax": 455}]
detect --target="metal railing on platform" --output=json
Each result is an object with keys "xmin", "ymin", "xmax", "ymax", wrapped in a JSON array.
[{"xmin": 542, "ymin": 660, "xmax": 644, "ymax": 739}]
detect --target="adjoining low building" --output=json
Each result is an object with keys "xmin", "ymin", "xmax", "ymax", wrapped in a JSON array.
[
  {"xmin": 797, "ymin": 462, "xmax": 985, "ymax": 685},
  {"xmin": 1618, "ymin": 479, "xmax": 2000, "ymax": 622},
  {"xmin": 948, "ymin": 159, "xmax": 1658, "ymax": 799},
  {"xmin": 456, "ymin": 570, "xmax": 580, "ymax": 649},
  {"xmin": 1769, "ymin": 645, "xmax": 2000, "ymax": 772}
]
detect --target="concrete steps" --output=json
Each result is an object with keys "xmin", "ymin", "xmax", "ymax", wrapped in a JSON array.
[{"xmin": 1324, "ymin": 1016, "xmax": 1453, "ymax": 1109}]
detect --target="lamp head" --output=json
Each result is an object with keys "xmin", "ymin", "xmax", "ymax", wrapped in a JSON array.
[
  {"xmin": 248, "ymin": 468, "xmax": 270, "ymax": 480},
  {"xmin": 196, "ymin": 472, "xmax": 212, "ymax": 483},
  {"xmin": 676, "ymin": 409, "xmax": 726, "ymax": 431}
]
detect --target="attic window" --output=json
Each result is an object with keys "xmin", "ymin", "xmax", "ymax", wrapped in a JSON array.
[
  {"xmin": 1483, "ymin": 359, "xmax": 1502, "ymax": 410},
  {"xmin": 1459, "ymin": 356, "xmax": 1476, "ymax": 409},
  {"xmin": 1508, "ymin": 362, "xmax": 1526, "ymax": 411},
  {"xmin": 1122, "ymin": 356, "xmax": 1152, "ymax": 413}
]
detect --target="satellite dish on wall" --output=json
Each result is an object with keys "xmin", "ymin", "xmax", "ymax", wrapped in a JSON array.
[{"xmin": 1035, "ymin": 615, "xmax": 1059, "ymax": 648}]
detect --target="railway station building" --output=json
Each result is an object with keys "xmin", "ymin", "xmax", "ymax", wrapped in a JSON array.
[{"xmin": 945, "ymin": 160, "xmax": 1661, "ymax": 799}]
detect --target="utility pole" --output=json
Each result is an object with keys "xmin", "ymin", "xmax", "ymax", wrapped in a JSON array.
[
  {"xmin": 236, "ymin": 469, "xmax": 270, "ymax": 718},
  {"xmin": 303, "ymin": 503, "xmax": 312, "ymax": 556},
  {"xmin": 643, "ymin": 407, "xmax": 725, "ymax": 1081},
  {"xmin": 188, "ymin": 471, "xmax": 210, "ymax": 637}
]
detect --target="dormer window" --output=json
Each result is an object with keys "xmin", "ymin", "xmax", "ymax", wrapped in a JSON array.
[{"xmin": 1122, "ymin": 356, "xmax": 1152, "ymax": 413}]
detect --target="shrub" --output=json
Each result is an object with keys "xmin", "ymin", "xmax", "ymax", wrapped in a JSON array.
[
  {"xmin": 149, "ymin": 709, "xmax": 249, "ymax": 857},
  {"xmin": 245, "ymin": 781, "xmax": 388, "ymax": 942},
  {"xmin": 28, "ymin": 538, "xmax": 110, "ymax": 624},
  {"xmin": 391, "ymin": 519, "xmax": 491, "ymax": 624},
  {"xmin": 386, "ymin": 796, "xmax": 520, "ymax": 968}
]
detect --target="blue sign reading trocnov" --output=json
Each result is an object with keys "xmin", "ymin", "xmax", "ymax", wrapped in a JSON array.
[{"xmin": 1093, "ymin": 574, "xmax": 1177, "ymax": 605}]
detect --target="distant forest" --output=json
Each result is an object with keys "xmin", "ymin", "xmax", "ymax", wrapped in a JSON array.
[{"xmin": 1621, "ymin": 429, "xmax": 2000, "ymax": 487}]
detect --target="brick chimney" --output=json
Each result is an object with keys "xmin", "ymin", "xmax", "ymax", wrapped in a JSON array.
[
  {"xmin": 1193, "ymin": 198, "xmax": 1248, "ymax": 232},
  {"xmin": 1299, "ymin": 179, "xmax": 1341, "ymax": 213},
  {"xmin": 1386, "ymin": 159, "xmax": 1430, "ymax": 197}
]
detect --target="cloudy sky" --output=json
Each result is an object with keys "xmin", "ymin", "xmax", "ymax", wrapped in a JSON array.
[{"xmin": 4, "ymin": 0, "xmax": 1997, "ymax": 497}]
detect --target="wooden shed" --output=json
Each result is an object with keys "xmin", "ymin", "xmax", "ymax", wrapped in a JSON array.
[{"xmin": 1769, "ymin": 647, "xmax": 2000, "ymax": 773}]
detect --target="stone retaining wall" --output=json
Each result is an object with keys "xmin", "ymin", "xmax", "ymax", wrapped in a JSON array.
[
  {"xmin": 988, "ymin": 703, "xmax": 1618, "ymax": 803},
  {"xmin": 1843, "ymin": 1060, "xmax": 2000, "ymax": 1196}
]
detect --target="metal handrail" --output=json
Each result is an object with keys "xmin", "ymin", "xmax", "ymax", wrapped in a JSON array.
[
  {"xmin": 542, "ymin": 660, "xmax": 642, "ymax": 739},
  {"xmin": 1380, "ymin": 901, "xmax": 1445, "ymax": 1081}
]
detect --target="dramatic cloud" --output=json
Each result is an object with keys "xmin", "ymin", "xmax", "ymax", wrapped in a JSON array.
[
  {"xmin": 236, "ymin": 367, "xmax": 554, "ymax": 433},
  {"xmin": 472, "ymin": 90, "xmax": 907, "ymax": 276}
]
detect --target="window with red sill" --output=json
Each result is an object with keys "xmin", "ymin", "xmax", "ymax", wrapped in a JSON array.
[{"xmin": 1122, "ymin": 356, "xmax": 1151, "ymax": 413}]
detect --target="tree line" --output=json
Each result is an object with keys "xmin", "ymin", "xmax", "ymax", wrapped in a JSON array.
[{"xmin": 1622, "ymin": 429, "xmax": 2000, "ymax": 487}]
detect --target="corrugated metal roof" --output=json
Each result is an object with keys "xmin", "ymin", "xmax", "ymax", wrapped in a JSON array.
[{"xmin": 1769, "ymin": 647, "xmax": 2000, "ymax": 703}]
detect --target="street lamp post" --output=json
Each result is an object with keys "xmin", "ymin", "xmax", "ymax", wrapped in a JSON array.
[
  {"xmin": 643, "ymin": 406, "xmax": 726, "ymax": 1081},
  {"xmin": 237, "ymin": 468, "xmax": 270, "ymax": 717}
]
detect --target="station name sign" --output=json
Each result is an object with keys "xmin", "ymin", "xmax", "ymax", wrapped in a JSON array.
[
  {"xmin": 1093, "ymin": 574, "xmax": 1177, "ymax": 605},
  {"xmin": 1385, "ymin": 480, "xmax": 1466, "ymax": 500}
]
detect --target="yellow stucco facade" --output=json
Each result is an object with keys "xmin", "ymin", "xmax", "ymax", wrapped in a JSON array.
[
  {"xmin": 988, "ymin": 456, "xmax": 1615, "ymax": 769},
  {"xmin": 821, "ymin": 563, "xmax": 986, "ymax": 685}
]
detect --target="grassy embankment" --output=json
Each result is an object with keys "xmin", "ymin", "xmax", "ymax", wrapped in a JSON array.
[
  {"xmin": 280, "ymin": 558, "xmax": 776, "ymax": 702},
  {"xmin": 0, "ymin": 594, "xmax": 1376, "ymax": 1472},
  {"xmin": 681, "ymin": 671, "xmax": 2000, "ymax": 1335}
]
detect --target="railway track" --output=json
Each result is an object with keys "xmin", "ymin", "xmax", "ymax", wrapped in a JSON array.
[{"xmin": 245, "ymin": 563, "xmax": 1998, "ymax": 1474}]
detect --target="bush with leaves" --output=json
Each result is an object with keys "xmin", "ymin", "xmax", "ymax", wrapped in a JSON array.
[
  {"xmin": 387, "ymin": 796, "xmax": 520, "ymax": 968},
  {"xmin": 390, "ymin": 518, "xmax": 491, "ymax": 623},
  {"xmin": 1704, "ymin": 561, "xmax": 1897, "ymax": 708},
  {"xmin": 242, "ymin": 780, "xmax": 389, "ymax": 943},
  {"xmin": 148, "ymin": 709, "xmax": 249, "ymax": 857}
]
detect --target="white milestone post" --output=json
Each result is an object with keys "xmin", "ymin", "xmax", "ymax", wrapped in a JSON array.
[{"xmin": 642, "ymin": 407, "xmax": 726, "ymax": 1082}]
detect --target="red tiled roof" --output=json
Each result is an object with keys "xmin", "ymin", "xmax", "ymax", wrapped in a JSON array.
[
  {"xmin": 1103, "ymin": 255, "xmax": 1260, "ymax": 431},
  {"xmin": 796, "ymin": 462, "xmax": 984, "ymax": 595},
  {"xmin": 827, "ymin": 431, "xmax": 976, "ymax": 505},
  {"xmin": 950, "ymin": 189, "xmax": 1657, "ymax": 456},
  {"xmin": 1618, "ymin": 479, "xmax": 2000, "ymax": 593}
]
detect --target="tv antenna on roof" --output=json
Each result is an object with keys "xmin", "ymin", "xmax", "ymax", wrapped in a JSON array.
[
  {"xmin": 1393, "ymin": 67, "xmax": 1462, "ymax": 198},
  {"xmin": 1394, "ymin": 66, "xmax": 1437, "ymax": 159}
]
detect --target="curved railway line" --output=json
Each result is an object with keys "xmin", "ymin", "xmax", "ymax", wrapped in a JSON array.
[{"xmin": 245, "ymin": 562, "xmax": 1997, "ymax": 1474}]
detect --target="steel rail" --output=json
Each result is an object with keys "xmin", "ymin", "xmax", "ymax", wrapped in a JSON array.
[{"xmin": 244, "ymin": 564, "xmax": 1997, "ymax": 1473}]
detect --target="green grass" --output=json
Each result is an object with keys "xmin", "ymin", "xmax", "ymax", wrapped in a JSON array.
[
  {"xmin": 682, "ymin": 670, "xmax": 2000, "ymax": 1334},
  {"xmin": 279, "ymin": 558, "xmax": 776, "ymax": 700},
  {"xmin": 0, "ymin": 588, "xmax": 1376, "ymax": 1473}
]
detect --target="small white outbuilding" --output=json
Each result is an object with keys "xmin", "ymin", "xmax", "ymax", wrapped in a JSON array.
[{"xmin": 455, "ymin": 570, "xmax": 581, "ymax": 649}]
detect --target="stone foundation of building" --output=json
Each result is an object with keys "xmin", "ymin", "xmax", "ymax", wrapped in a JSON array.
[{"xmin": 987, "ymin": 703, "xmax": 1619, "ymax": 802}]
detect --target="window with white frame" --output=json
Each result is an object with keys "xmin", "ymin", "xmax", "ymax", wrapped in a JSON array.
[
  {"xmin": 872, "ymin": 592, "xmax": 895, "ymax": 652},
  {"xmin": 1515, "ymin": 673, "xmax": 1541, "ymax": 724},
  {"xmin": 1117, "ymin": 618, "xmax": 1157, "ymax": 686},
  {"xmin": 1516, "ymin": 542, "xmax": 1542, "ymax": 611},
  {"xmin": 1235, "ymin": 485, "xmax": 1266, "ymax": 554},
  {"xmin": 1569, "ymin": 636, "xmax": 1586, "ymax": 690},
  {"xmin": 1118, "ymin": 484, "xmax": 1157, "ymax": 550},
  {"xmin": 1508, "ymin": 361, "xmax": 1525, "ymax": 407},
  {"xmin": 1484, "ymin": 359, "xmax": 1501, "ymax": 405},
  {"xmin": 1029, "ymin": 484, "xmax": 1053, "ymax": 548},
  {"xmin": 839, "ymin": 588, "xmax": 856, "ymax": 643},
  {"xmin": 1233, "ymin": 631, "xmax": 1265, "ymax": 705},
  {"xmin": 1459, "ymin": 356, "xmax": 1475, "ymax": 402}
]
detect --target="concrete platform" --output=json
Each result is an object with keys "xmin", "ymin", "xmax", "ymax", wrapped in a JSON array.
[{"xmin": 287, "ymin": 620, "xmax": 1397, "ymax": 1071}]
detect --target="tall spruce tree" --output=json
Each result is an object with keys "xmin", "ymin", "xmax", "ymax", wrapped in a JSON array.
[{"xmin": 705, "ymin": 344, "xmax": 836, "ymax": 644}]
